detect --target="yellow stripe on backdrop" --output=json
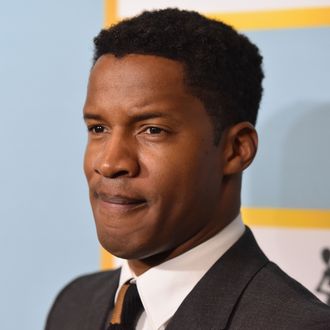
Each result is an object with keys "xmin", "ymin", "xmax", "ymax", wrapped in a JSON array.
[
  {"xmin": 242, "ymin": 208, "xmax": 330, "ymax": 229},
  {"xmin": 208, "ymin": 7, "xmax": 330, "ymax": 31},
  {"xmin": 104, "ymin": 1, "xmax": 330, "ymax": 30},
  {"xmin": 100, "ymin": 208, "xmax": 330, "ymax": 269}
]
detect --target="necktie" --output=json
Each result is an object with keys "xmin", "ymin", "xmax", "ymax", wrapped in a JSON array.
[{"xmin": 107, "ymin": 282, "xmax": 143, "ymax": 330}]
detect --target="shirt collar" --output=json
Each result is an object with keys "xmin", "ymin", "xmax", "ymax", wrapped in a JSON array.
[{"xmin": 117, "ymin": 214, "xmax": 245, "ymax": 330}]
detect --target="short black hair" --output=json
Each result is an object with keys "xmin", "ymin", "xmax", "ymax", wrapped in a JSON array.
[{"xmin": 93, "ymin": 8, "xmax": 264, "ymax": 142}]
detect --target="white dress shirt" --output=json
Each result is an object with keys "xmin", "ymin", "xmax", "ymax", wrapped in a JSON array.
[{"xmin": 115, "ymin": 214, "xmax": 245, "ymax": 330}]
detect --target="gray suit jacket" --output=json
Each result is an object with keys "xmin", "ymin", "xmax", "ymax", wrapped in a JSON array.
[{"xmin": 45, "ymin": 228, "xmax": 330, "ymax": 329}]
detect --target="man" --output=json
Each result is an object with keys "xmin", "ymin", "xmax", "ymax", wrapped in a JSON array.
[{"xmin": 46, "ymin": 8, "xmax": 330, "ymax": 330}]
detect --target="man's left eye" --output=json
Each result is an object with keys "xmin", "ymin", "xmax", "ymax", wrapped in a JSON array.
[{"xmin": 146, "ymin": 127, "xmax": 163, "ymax": 135}]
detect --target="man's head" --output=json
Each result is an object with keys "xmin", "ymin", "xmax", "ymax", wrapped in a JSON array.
[
  {"xmin": 93, "ymin": 8, "xmax": 263, "ymax": 143},
  {"xmin": 83, "ymin": 9, "xmax": 263, "ymax": 274}
]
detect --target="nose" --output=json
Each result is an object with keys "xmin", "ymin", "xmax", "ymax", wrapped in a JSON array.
[{"xmin": 94, "ymin": 134, "xmax": 140, "ymax": 179}]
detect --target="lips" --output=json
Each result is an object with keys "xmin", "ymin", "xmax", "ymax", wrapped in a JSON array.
[
  {"xmin": 97, "ymin": 192, "xmax": 146, "ymax": 204},
  {"xmin": 94, "ymin": 191, "xmax": 147, "ymax": 213}
]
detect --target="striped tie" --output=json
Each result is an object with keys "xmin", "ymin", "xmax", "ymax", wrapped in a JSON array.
[{"xmin": 107, "ymin": 282, "xmax": 143, "ymax": 330}]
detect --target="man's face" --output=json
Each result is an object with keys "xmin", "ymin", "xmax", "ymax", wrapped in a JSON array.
[{"xmin": 83, "ymin": 54, "xmax": 226, "ymax": 262}]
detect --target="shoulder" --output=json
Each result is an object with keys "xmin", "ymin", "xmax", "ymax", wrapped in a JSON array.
[
  {"xmin": 48, "ymin": 269, "xmax": 120, "ymax": 308},
  {"xmin": 45, "ymin": 269, "xmax": 120, "ymax": 330},
  {"xmin": 232, "ymin": 261, "xmax": 330, "ymax": 329},
  {"xmin": 53, "ymin": 269, "xmax": 120, "ymax": 299}
]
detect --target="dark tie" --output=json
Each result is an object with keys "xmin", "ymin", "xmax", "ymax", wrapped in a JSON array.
[{"xmin": 107, "ymin": 282, "xmax": 143, "ymax": 330}]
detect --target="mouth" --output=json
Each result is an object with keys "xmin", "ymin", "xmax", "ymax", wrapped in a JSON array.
[{"xmin": 94, "ymin": 192, "xmax": 147, "ymax": 213}]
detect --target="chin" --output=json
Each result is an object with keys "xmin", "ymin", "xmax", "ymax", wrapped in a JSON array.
[
  {"xmin": 98, "ymin": 235, "xmax": 147, "ymax": 260},
  {"xmin": 99, "ymin": 233, "xmax": 172, "ymax": 263}
]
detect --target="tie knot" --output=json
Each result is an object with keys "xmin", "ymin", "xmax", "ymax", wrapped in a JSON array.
[{"xmin": 108, "ymin": 282, "xmax": 143, "ymax": 329}]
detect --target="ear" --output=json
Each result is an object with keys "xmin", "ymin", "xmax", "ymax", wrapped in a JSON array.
[{"xmin": 221, "ymin": 122, "xmax": 258, "ymax": 175}]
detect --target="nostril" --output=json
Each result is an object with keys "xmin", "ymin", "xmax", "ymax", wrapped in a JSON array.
[{"xmin": 110, "ymin": 170, "xmax": 130, "ymax": 179}]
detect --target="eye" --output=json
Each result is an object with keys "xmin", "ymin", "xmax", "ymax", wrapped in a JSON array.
[
  {"xmin": 88, "ymin": 125, "xmax": 106, "ymax": 134},
  {"xmin": 145, "ymin": 127, "xmax": 164, "ymax": 135}
]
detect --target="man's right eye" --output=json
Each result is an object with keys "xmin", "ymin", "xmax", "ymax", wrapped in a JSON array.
[{"xmin": 88, "ymin": 125, "xmax": 105, "ymax": 134}]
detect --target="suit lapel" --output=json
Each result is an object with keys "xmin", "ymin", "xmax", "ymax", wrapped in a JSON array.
[
  {"xmin": 85, "ymin": 269, "xmax": 121, "ymax": 330},
  {"xmin": 166, "ymin": 227, "xmax": 269, "ymax": 330}
]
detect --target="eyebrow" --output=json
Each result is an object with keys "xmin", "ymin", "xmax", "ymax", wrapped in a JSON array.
[
  {"xmin": 83, "ymin": 111, "xmax": 175, "ymax": 123},
  {"xmin": 129, "ymin": 111, "xmax": 172, "ymax": 122},
  {"xmin": 83, "ymin": 113, "xmax": 103, "ymax": 121}
]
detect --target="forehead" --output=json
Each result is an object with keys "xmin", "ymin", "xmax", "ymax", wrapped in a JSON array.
[
  {"xmin": 85, "ymin": 54, "xmax": 202, "ymax": 117},
  {"xmin": 89, "ymin": 54, "xmax": 186, "ymax": 93}
]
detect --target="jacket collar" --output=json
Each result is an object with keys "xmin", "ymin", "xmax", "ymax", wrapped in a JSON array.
[
  {"xmin": 85, "ymin": 268, "xmax": 121, "ymax": 330},
  {"xmin": 166, "ymin": 227, "xmax": 269, "ymax": 330}
]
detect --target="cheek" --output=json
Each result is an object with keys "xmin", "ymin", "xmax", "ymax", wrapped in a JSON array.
[
  {"xmin": 83, "ymin": 145, "xmax": 91, "ymax": 174},
  {"xmin": 83, "ymin": 144, "xmax": 97, "ymax": 181},
  {"xmin": 142, "ymin": 141, "xmax": 220, "ymax": 206}
]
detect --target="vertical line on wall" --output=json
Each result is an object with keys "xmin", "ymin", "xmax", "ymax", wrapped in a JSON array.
[
  {"xmin": 104, "ymin": 0, "xmax": 118, "ymax": 27},
  {"xmin": 101, "ymin": 245, "xmax": 116, "ymax": 270},
  {"xmin": 100, "ymin": 0, "xmax": 118, "ymax": 270}
]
